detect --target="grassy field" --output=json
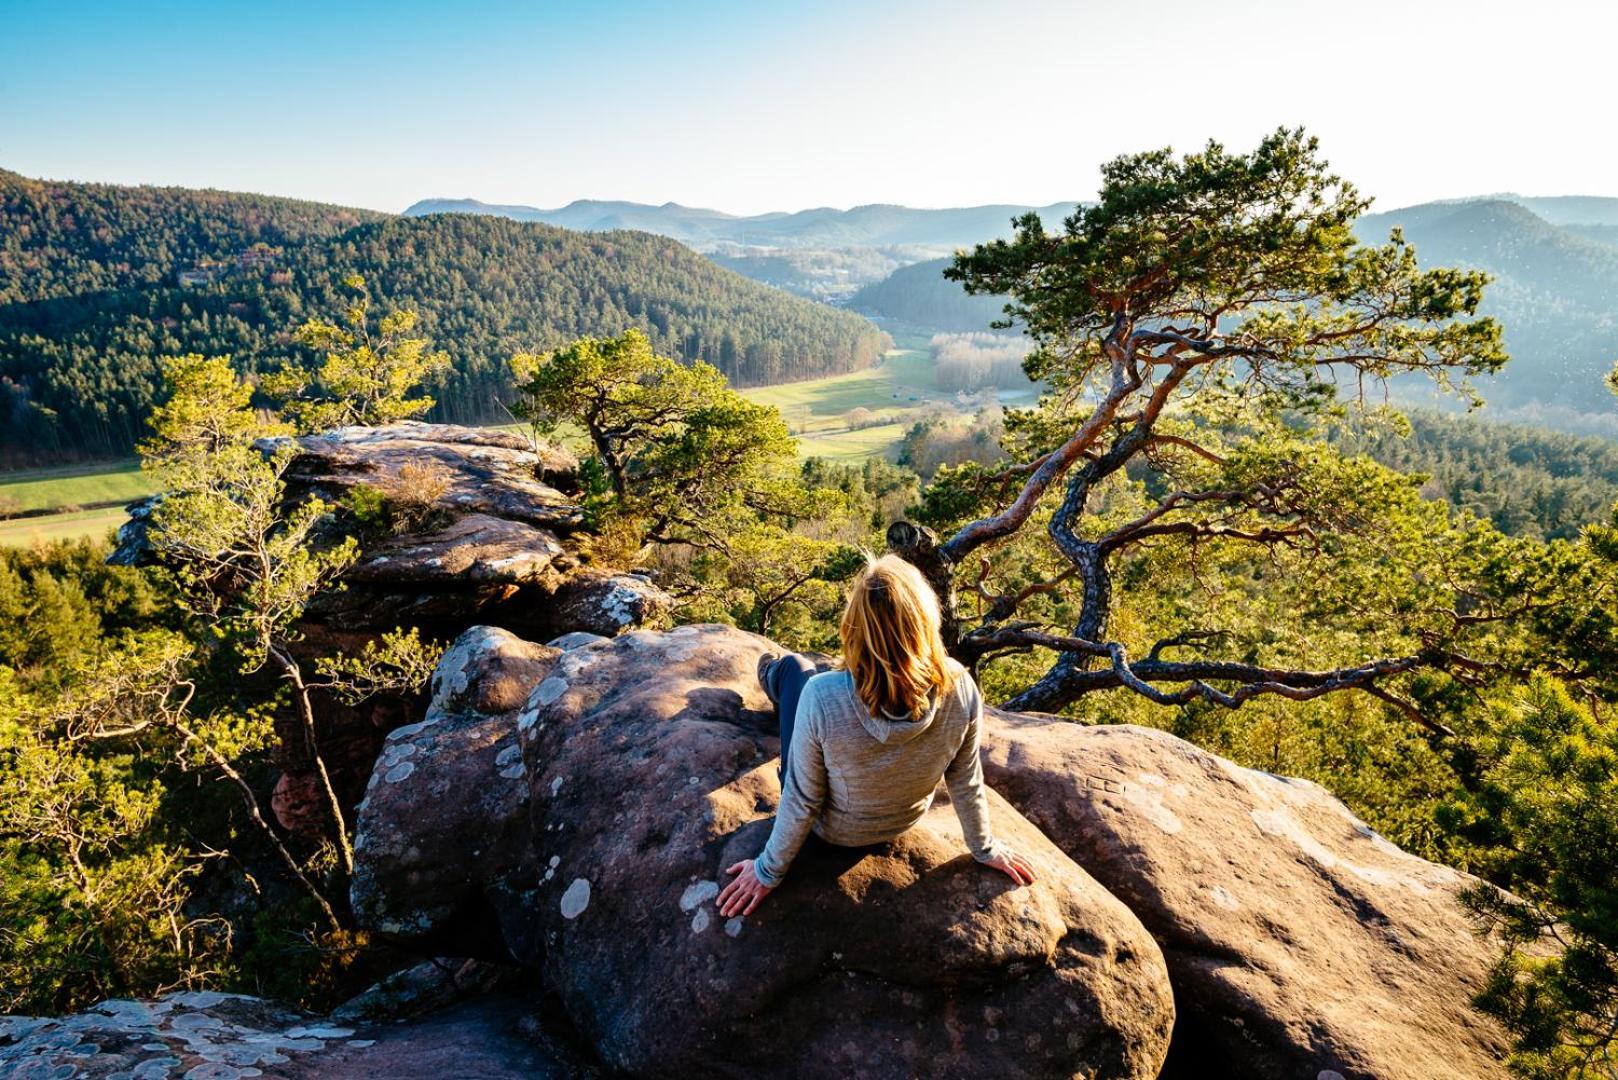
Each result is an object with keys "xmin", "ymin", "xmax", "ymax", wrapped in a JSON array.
[
  {"xmin": 0, "ymin": 460, "xmax": 150, "ymax": 514},
  {"xmin": 740, "ymin": 346, "xmax": 950, "ymax": 460},
  {"xmin": 0, "ymin": 506, "xmax": 129, "ymax": 547},
  {"xmin": 0, "ymin": 460, "xmax": 151, "ymax": 547},
  {"xmin": 0, "ymin": 344, "xmax": 985, "ymax": 548},
  {"xmin": 743, "ymin": 348, "xmax": 934, "ymax": 417},
  {"xmin": 794, "ymin": 422, "xmax": 913, "ymax": 461}
]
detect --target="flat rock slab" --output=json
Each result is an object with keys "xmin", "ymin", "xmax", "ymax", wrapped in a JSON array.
[
  {"xmin": 272, "ymin": 422, "xmax": 583, "ymax": 532},
  {"xmin": 980, "ymin": 713, "xmax": 1512, "ymax": 1080},
  {"xmin": 0, "ymin": 992, "xmax": 568, "ymax": 1079},
  {"xmin": 514, "ymin": 625, "xmax": 1175, "ymax": 1079}
]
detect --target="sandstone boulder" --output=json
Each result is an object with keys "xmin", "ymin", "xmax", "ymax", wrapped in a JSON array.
[
  {"xmin": 351, "ymin": 627, "xmax": 558, "ymax": 961},
  {"xmin": 277, "ymin": 426, "xmax": 670, "ymax": 643},
  {"xmin": 111, "ymin": 422, "xmax": 672, "ymax": 646},
  {"xmin": 514, "ymin": 624, "xmax": 1175, "ymax": 1079},
  {"xmin": 540, "ymin": 569, "xmax": 673, "ymax": 640},
  {"xmin": 979, "ymin": 712, "xmax": 1512, "ymax": 1080}
]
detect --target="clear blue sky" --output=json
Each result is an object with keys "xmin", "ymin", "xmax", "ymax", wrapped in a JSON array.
[{"xmin": 2, "ymin": 0, "xmax": 1612, "ymax": 215}]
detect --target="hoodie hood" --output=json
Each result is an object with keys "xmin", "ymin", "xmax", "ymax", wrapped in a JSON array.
[{"xmin": 835, "ymin": 672, "xmax": 940, "ymax": 745}]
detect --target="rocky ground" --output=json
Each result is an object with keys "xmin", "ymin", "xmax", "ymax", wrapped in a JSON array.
[
  {"xmin": 6, "ymin": 423, "xmax": 1520, "ymax": 1079},
  {"xmin": 0, "ymin": 964, "xmax": 590, "ymax": 1079}
]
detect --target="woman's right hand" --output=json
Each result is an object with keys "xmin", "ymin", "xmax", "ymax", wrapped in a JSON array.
[{"xmin": 983, "ymin": 849, "xmax": 1038, "ymax": 886}]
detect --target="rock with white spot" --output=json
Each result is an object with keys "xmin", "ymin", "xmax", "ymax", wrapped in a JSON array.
[
  {"xmin": 350, "ymin": 627, "xmax": 559, "ymax": 962},
  {"xmin": 980, "ymin": 712, "xmax": 1514, "ymax": 1079},
  {"xmin": 678, "ymin": 880, "xmax": 719, "ymax": 912},
  {"xmin": 533, "ymin": 677, "xmax": 569, "ymax": 707},
  {"xmin": 429, "ymin": 626, "xmax": 559, "ymax": 716},
  {"xmin": 547, "ymin": 631, "xmax": 607, "ymax": 651},
  {"xmin": 559, "ymin": 878, "xmax": 591, "ymax": 919},
  {"xmin": 543, "ymin": 570, "xmax": 672, "ymax": 639},
  {"xmin": 517, "ymin": 624, "xmax": 1172, "ymax": 1080}
]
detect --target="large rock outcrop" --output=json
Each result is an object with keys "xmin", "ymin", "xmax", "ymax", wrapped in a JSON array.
[
  {"xmin": 114, "ymin": 422, "xmax": 673, "ymax": 839},
  {"xmin": 980, "ymin": 712, "xmax": 1512, "ymax": 1080},
  {"xmin": 350, "ymin": 625, "xmax": 561, "ymax": 961},
  {"xmin": 251, "ymin": 422, "xmax": 671, "ymax": 645},
  {"xmin": 347, "ymin": 621, "xmax": 1515, "ymax": 1078},
  {"xmin": 111, "ymin": 422, "xmax": 672, "ymax": 648},
  {"xmin": 353, "ymin": 624, "xmax": 1176, "ymax": 1077},
  {"xmin": 512, "ymin": 625, "xmax": 1175, "ymax": 1079},
  {"xmin": 36, "ymin": 617, "xmax": 1519, "ymax": 1078}
]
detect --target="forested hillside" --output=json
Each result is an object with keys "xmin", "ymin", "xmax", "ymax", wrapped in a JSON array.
[
  {"xmin": 1355, "ymin": 199, "xmax": 1618, "ymax": 424},
  {"xmin": 848, "ymin": 197, "xmax": 1618, "ymax": 434},
  {"xmin": 0, "ymin": 169, "xmax": 382, "ymax": 303},
  {"xmin": 0, "ymin": 173, "xmax": 888, "ymax": 466},
  {"xmin": 847, "ymin": 256, "xmax": 1008, "ymax": 331},
  {"xmin": 1336, "ymin": 410, "xmax": 1618, "ymax": 540}
]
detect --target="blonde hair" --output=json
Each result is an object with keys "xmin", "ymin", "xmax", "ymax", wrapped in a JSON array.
[{"xmin": 839, "ymin": 554, "xmax": 956, "ymax": 720}]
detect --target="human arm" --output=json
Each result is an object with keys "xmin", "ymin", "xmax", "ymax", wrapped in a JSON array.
[
  {"xmin": 944, "ymin": 679, "xmax": 1037, "ymax": 885},
  {"xmin": 717, "ymin": 695, "xmax": 828, "ymax": 915}
]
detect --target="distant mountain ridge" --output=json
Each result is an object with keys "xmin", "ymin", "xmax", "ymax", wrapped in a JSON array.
[
  {"xmin": 403, "ymin": 196, "xmax": 1077, "ymax": 251},
  {"xmin": 1355, "ymin": 197, "xmax": 1618, "ymax": 425},
  {"xmin": 1463, "ymin": 194, "xmax": 1618, "ymax": 227}
]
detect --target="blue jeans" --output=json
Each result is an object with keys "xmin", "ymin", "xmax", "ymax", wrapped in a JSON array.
[{"xmin": 763, "ymin": 653, "xmax": 819, "ymax": 781}]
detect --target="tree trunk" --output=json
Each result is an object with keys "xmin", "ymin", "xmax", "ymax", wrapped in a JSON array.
[
  {"xmin": 886, "ymin": 521, "xmax": 963, "ymax": 650},
  {"xmin": 175, "ymin": 720, "xmax": 343, "ymax": 934},
  {"xmin": 269, "ymin": 645, "xmax": 355, "ymax": 877}
]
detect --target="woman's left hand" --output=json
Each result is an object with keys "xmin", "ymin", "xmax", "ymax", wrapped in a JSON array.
[
  {"xmin": 717, "ymin": 858, "xmax": 774, "ymax": 917},
  {"xmin": 983, "ymin": 849, "xmax": 1039, "ymax": 886}
]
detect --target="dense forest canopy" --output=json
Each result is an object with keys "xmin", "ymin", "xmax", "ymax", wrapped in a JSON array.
[
  {"xmin": 1356, "ymin": 199, "xmax": 1618, "ymax": 424},
  {"xmin": 1332, "ymin": 409, "xmax": 1618, "ymax": 541},
  {"xmin": 0, "ymin": 168, "xmax": 383, "ymax": 304},
  {"xmin": 0, "ymin": 171, "xmax": 889, "ymax": 466}
]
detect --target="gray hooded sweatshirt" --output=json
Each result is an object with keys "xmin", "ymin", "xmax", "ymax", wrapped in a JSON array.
[{"xmin": 753, "ymin": 659, "xmax": 1005, "ymax": 888}]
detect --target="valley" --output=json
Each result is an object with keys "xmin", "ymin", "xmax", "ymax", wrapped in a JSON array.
[{"xmin": 432, "ymin": 192, "xmax": 1618, "ymax": 437}]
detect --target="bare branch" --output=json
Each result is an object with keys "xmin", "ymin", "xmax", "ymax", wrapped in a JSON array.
[
  {"xmin": 1144, "ymin": 433, "xmax": 1226, "ymax": 464},
  {"xmin": 941, "ymin": 315, "xmax": 1142, "ymax": 562}
]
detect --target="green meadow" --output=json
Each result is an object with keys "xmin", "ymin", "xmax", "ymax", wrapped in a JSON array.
[
  {"xmin": 740, "ymin": 345, "xmax": 951, "ymax": 460},
  {"xmin": 0, "ymin": 460, "xmax": 150, "ymax": 514},
  {"xmin": 0, "ymin": 461, "xmax": 151, "ymax": 547},
  {"xmin": 0, "ymin": 506, "xmax": 131, "ymax": 546}
]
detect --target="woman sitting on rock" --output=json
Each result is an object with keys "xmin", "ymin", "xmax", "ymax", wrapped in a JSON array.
[{"xmin": 718, "ymin": 554, "xmax": 1038, "ymax": 918}]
